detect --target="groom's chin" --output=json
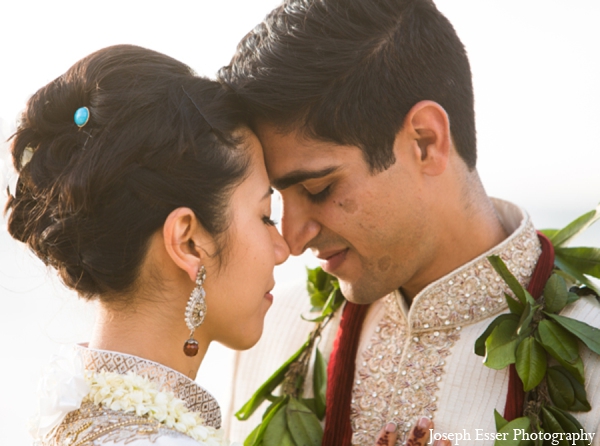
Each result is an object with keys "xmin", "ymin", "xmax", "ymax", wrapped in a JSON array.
[{"xmin": 338, "ymin": 278, "xmax": 384, "ymax": 305}]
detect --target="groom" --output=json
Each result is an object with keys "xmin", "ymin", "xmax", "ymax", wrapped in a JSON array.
[{"xmin": 219, "ymin": 0, "xmax": 600, "ymax": 444}]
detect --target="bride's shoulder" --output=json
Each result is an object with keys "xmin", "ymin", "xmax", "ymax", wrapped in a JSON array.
[{"xmin": 34, "ymin": 346, "xmax": 229, "ymax": 446}]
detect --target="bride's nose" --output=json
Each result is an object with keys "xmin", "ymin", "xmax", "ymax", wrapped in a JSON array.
[{"xmin": 271, "ymin": 227, "xmax": 290, "ymax": 265}]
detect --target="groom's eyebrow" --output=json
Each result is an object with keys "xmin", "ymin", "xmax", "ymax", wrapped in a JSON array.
[{"xmin": 271, "ymin": 166, "xmax": 338, "ymax": 191}]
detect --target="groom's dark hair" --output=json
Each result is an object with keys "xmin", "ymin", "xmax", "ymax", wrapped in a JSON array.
[{"xmin": 219, "ymin": 0, "xmax": 476, "ymax": 172}]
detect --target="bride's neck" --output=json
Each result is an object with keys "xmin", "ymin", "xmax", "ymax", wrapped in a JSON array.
[{"xmin": 88, "ymin": 292, "xmax": 208, "ymax": 380}]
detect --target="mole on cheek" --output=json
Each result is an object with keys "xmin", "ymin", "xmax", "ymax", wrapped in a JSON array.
[
  {"xmin": 339, "ymin": 199, "xmax": 358, "ymax": 214},
  {"xmin": 378, "ymin": 256, "xmax": 392, "ymax": 272}
]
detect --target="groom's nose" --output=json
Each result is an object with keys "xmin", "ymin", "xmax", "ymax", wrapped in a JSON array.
[{"xmin": 280, "ymin": 194, "xmax": 321, "ymax": 256}]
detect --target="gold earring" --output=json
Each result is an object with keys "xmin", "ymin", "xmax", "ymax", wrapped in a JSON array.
[{"xmin": 183, "ymin": 266, "xmax": 207, "ymax": 357}]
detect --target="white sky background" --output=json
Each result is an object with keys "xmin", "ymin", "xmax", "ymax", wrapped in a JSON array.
[{"xmin": 0, "ymin": 1, "xmax": 599, "ymax": 444}]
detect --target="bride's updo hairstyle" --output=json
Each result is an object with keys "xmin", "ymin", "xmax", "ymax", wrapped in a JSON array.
[{"xmin": 6, "ymin": 45, "xmax": 249, "ymax": 303}]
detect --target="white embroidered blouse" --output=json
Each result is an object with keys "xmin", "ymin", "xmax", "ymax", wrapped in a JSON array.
[{"xmin": 34, "ymin": 345, "xmax": 223, "ymax": 446}]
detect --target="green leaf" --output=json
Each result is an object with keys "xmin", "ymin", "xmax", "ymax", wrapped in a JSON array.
[
  {"xmin": 244, "ymin": 424, "xmax": 262, "ymax": 446},
  {"xmin": 286, "ymin": 397, "xmax": 323, "ymax": 446},
  {"xmin": 312, "ymin": 348, "xmax": 327, "ymax": 420},
  {"xmin": 302, "ymin": 313, "xmax": 325, "ymax": 323},
  {"xmin": 541, "ymin": 407, "xmax": 569, "ymax": 446},
  {"xmin": 568, "ymin": 373, "xmax": 592, "ymax": 412},
  {"xmin": 475, "ymin": 313, "xmax": 520, "ymax": 357},
  {"xmin": 547, "ymin": 366, "xmax": 591, "ymax": 412},
  {"xmin": 262, "ymin": 397, "xmax": 285, "ymax": 418},
  {"xmin": 305, "ymin": 267, "xmax": 344, "ymax": 319},
  {"xmin": 515, "ymin": 337, "xmax": 547, "ymax": 391},
  {"xmin": 555, "ymin": 247, "xmax": 600, "ymax": 280},
  {"xmin": 302, "ymin": 288, "xmax": 344, "ymax": 322},
  {"xmin": 547, "ymin": 205, "xmax": 600, "ymax": 248},
  {"xmin": 244, "ymin": 397, "xmax": 289, "ymax": 446},
  {"xmin": 544, "ymin": 274, "xmax": 569, "ymax": 313},
  {"xmin": 537, "ymin": 320, "xmax": 580, "ymax": 363},
  {"xmin": 540, "ymin": 228, "xmax": 560, "ymax": 240},
  {"xmin": 307, "ymin": 291, "xmax": 328, "ymax": 311},
  {"xmin": 488, "ymin": 255, "xmax": 533, "ymax": 305},
  {"xmin": 306, "ymin": 267, "xmax": 335, "ymax": 309},
  {"xmin": 494, "ymin": 409, "xmax": 509, "ymax": 431},
  {"xmin": 567, "ymin": 292, "xmax": 581, "ymax": 304},
  {"xmin": 554, "ymin": 255, "xmax": 600, "ymax": 296},
  {"xmin": 494, "ymin": 416, "xmax": 531, "ymax": 446},
  {"xmin": 544, "ymin": 406, "xmax": 587, "ymax": 446},
  {"xmin": 517, "ymin": 303, "xmax": 535, "ymax": 336},
  {"xmin": 236, "ymin": 341, "xmax": 309, "ymax": 420},
  {"xmin": 299, "ymin": 398, "xmax": 317, "ymax": 414},
  {"xmin": 524, "ymin": 291, "xmax": 535, "ymax": 306},
  {"xmin": 547, "ymin": 367, "xmax": 576, "ymax": 409},
  {"xmin": 564, "ymin": 357, "xmax": 585, "ymax": 385},
  {"xmin": 484, "ymin": 318, "xmax": 519, "ymax": 369},
  {"xmin": 306, "ymin": 266, "xmax": 328, "ymax": 291},
  {"xmin": 263, "ymin": 401, "xmax": 296, "ymax": 446},
  {"xmin": 546, "ymin": 313, "xmax": 600, "ymax": 356},
  {"xmin": 505, "ymin": 293, "xmax": 525, "ymax": 316},
  {"xmin": 537, "ymin": 319, "xmax": 584, "ymax": 383}
]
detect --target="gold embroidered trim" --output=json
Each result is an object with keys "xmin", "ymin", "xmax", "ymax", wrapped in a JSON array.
[
  {"xmin": 76, "ymin": 346, "xmax": 221, "ymax": 428},
  {"xmin": 350, "ymin": 217, "xmax": 541, "ymax": 445},
  {"xmin": 43, "ymin": 401, "xmax": 168, "ymax": 446},
  {"xmin": 409, "ymin": 223, "xmax": 541, "ymax": 332}
]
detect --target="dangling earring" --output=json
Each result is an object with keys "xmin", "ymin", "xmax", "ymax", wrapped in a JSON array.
[{"xmin": 183, "ymin": 266, "xmax": 207, "ymax": 357}]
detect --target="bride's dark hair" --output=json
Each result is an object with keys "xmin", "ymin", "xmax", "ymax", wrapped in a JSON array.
[{"xmin": 5, "ymin": 44, "xmax": 249, "ymax": 303}]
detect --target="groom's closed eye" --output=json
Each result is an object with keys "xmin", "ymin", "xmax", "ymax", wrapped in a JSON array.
[
  {"xmin": 303, "ymin": 183, "xmax": 333, "ymax": 203},
  {"xmin": 271, "ymin": 166, "xmax": 339, "ymax": 191}
]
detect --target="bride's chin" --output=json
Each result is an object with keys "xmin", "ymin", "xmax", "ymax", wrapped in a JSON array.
[
  {"xmin": 221, "ymin": 333, "xmax": 262, "ymax": 351},
  {"xmin": 209, "ymin": 297, "xmax": 272, "ymax": 350}
]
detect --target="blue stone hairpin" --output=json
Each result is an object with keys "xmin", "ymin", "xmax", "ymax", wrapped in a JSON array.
[{"xmin": 74, "ymin": 106, "xmax": 90, "ymax": 127}]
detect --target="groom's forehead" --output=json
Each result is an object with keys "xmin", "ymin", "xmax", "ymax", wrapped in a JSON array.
[{"xmin": 255, "ymin": 122, "xmax": 361, "ymax": 179}]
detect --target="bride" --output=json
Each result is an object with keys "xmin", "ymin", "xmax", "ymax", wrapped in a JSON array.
[{"xmin": 6, "ymin": 45, "xmax": 445, "ymax": 446}]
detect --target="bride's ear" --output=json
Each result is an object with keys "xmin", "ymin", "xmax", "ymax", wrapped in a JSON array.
[{"xmin": 162, "ymin": 207, "xmax": 212, "ymax": 282}]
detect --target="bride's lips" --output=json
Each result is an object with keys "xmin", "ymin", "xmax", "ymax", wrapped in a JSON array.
[
  {"xmin": 318, "ymin": 248, "xmax": 349, "ymax": 274},
  {"xmin": 265, "ymin": 283, "xmax": 275, "ymax": 302}
]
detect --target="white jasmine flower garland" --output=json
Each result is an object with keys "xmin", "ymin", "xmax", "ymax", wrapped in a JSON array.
[
  {"xmin": 85, "ymin": 370, "xmax": 224, "ymax": 446},
  {"xmin": 30, "ymin": 347, "xmax": 236, "ymax": 446}
]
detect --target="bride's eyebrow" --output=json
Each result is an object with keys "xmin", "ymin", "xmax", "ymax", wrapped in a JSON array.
[{"xmin": 271, "ymin": 166, "xmax": 338, "ymax": 191}]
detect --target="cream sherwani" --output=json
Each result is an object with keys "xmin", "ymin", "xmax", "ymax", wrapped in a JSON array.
[{"xmin": 224, "ymin": 199, "xmax": 600, "ymax": 445}]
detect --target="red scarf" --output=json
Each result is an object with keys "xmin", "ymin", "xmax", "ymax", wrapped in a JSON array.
[
  {"xmin": 503, "ymin": 232, "xmax": 554, "ymax": 419},
  {"xmin": 322, "ymin": 232, "xmax": 554, "ymax": 445}
]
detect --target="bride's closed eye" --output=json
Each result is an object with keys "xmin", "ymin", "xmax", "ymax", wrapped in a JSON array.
[{"xmin": 262, "ymin": 215, "xmax": 278, "ymax": 226}]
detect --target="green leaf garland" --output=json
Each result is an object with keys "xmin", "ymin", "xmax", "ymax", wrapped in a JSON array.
[{"xmin": 478, "ymin": 206, "xmax": 600, "ymax": 443}]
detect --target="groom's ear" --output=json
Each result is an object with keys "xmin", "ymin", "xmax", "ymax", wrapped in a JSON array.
[
  {"xmin": 402, "ymin": 100, "xmax": 451, "ymax": 176},
  {"xmin": 162, "ymin": 207, "xmax": 212, "ymax": 283}
]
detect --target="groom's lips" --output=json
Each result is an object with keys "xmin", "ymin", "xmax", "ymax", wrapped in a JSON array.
[{"xmin": 317, "ymin": 248, "xmax": 349, "ymax": 274}]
